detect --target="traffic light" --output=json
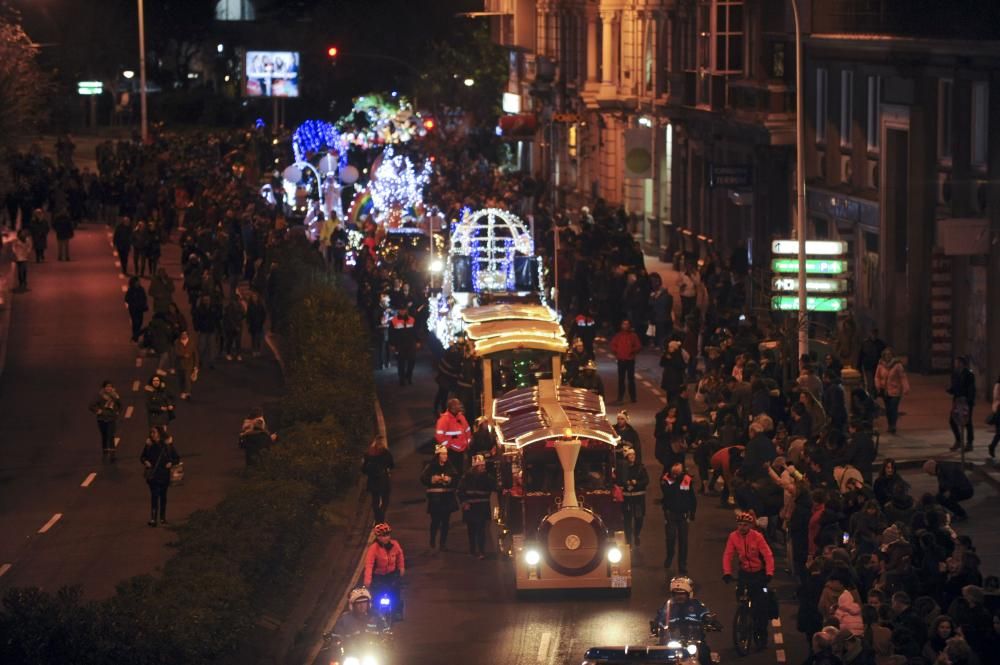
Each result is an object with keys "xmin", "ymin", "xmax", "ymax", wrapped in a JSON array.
[
  {"xmin": 327, "ymin": 46, "xmax": 339, "ymax": 58},
  {"xmin": 422, "ymin": 118, "xmax": 435, "ymax": 131}
]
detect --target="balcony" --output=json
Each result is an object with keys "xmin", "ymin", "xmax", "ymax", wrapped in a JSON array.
[{"xmin": 727, "ymin": 79, "xmax": 794, "ymax": 117}]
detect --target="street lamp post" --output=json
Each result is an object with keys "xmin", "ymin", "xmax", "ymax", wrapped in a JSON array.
[
  {"xmin": 791, "ymin": 0, "xmax": 808, "ymax": 359},
  {"xmin": 137, "ymin": 0, "xmax": 148, "ymax": 143}
]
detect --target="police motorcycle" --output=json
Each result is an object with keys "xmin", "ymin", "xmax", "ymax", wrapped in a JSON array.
[
  {"xmin": 314, "ymin": 588, "xmax": 393, "ymax": 665},
  {"xmin": 581, "ymin": 578, "xmax": 721, "ymax": 664},
  {"xmin": 647, "ymin": 577, "xmax": 722, "ymax": 665}
]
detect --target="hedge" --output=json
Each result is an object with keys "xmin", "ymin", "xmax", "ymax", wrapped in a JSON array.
[{"xmin": 0, "ymin": 238, "xmax": 373, "ymax": 664}]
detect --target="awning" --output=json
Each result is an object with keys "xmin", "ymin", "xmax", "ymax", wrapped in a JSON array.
[{"xmin": 493, "ymin": 385, "xmax": 619, "ymax": 449}]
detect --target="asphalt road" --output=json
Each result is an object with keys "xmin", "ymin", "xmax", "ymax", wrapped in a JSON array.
[
  {"xmin": 0, "ymin": 223, "xmax": 281, "ymax": 599},
  {"xmin": 374, "ymin": 345, "xmax": 808, "ymax": 665}
]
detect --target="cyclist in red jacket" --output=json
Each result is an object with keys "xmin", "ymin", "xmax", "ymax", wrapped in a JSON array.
[{"xmin": 722, "ymin": 511, "xmax": 775, "ymax": 649}]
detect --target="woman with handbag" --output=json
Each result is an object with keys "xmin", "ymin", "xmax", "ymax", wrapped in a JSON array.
[
  {"xmin": 140, "ymin": 426, "xmax": 181, "ymax": 526},
  {"xmin": 988, "ymin": 374, "xmax": 1000, "ymax": 459}
]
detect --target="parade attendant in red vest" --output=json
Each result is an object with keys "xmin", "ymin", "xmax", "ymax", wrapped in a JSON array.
[
  {"xmin": 435, "ymin": 398, "xmax": 471, "ymax": 473},
  {"xmin": 388, "ymin": 305, "xmax": 418, "ymax": 386}
]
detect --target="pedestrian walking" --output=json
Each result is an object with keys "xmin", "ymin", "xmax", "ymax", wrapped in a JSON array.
[
  {"xmin": 947, "ymin": 356, "xmax": 976, "ymax": 451},
  {"xmin": 28, "ymin": 208, "xmax": 48, "ymax": 263},
  {"xmin": 140, "ymin": 426, "xmax": 180, "ymax": 526},
  {"xmin": 89, "ymin": 380, "xmax": 121, "ymax": 462},
  {"xmin": 192, "ymin": 294, "xmax": 221, "ymax": 370},
  {"xmin": 124, "ymin": 276, "xmax": 148, "ymax": 342},
  {"xmin": 617, "ymin": 446, "xmax": 649, "ymax": 546},
  {"xmin": 52, "ymin": 210, "xmax": 73, "ymax": 261},
  {"xmin": 661, "ymin": 462, "xmax": 696, "ymax": 574},
  {"xmin": 609, "ymin": 319, "xmax": 642, "ymax": 403},
  {"xmin": 420, "ymin": 444, "xmax": 458, "ymax": 551},
  {"xmin": 874, "ymin": 348, "xmax": 909, "ymax": 434},
  {"xmin": 660, "ymin": 340, "xmax": 688, "ymax": 404},
  {"xmin": 362, "ymin": 437, "xmax": 395, "ymax": 523},
  {"xmin": 857, "ymin": 329, "xmax": 886, "ymax": 394},
  {"xmin": 113, "ymin": 217, "xmax": 133, "ymax": 273},
  {"xmin": 144, "ymin": 372, "xmax": 175, "ymax": 427},
  {"xmin": 245, "ymin": 291, "xmax": 267, "ymax": 357},
  {"xmin": 222, "ymin": 293, "xmax": 245, "ymax": 361},
  {"xmin": 173, "ymin": 331, "xmax": 198, "ymax": 400},
  {"xmin": 388, "ymin": 305, "xmax": 418, "ymax": 386},
  {"xmin": 131, "ymin": 220, "xmax": 149, "ymax": 276},
  {"xmin": 457, "ymin": 454, "xmax": 497, "ymax": 558},
  {"xmin": 988, "ymin": 375, "xmax": 1000, "ymax": 459},
  {"xmin": 148, "ymin": 267, "xmax": 175, "ymax": 315},
  {"xmin": 144, "ymin": 312, "xmax": 175, "ymax": 371},
  {"xmin": 11, "ymin": 229, "xmax": 32, "ymax": 290}
]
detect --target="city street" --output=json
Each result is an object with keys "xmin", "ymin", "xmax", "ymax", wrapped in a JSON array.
[{"xmin": 0, "ymin": 223, "xmax": 281, "ymax": 598}]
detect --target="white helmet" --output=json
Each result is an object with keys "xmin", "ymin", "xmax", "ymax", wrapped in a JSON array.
[
  {"xmin": 669, "ymin": 576, "xmax": 693, "ymax": 595},
  {"xmin": 348, "ymin": 587, "xmax": 372, "ymax": 607}
]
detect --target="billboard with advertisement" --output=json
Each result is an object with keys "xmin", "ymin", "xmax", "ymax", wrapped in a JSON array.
[{"xmin": 244, "ymin": 50, "xmax": 299, "ymax": 98}]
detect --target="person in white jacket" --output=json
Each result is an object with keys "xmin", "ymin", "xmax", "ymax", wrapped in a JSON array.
[
  {"xmin": 833, "ymin": 588, "xmax": 864, "ymax": 636},
  {"xmin": 989, "ymin": 375, "xmax": 1000, "ymax": 458},
  {"xmin": 11, "ymin": 229, "xmax": 33, "ymax": 290}
]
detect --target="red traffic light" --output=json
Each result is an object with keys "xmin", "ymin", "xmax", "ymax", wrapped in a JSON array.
[
  {"xmin": 327, "ymin": 46, "xmax": 339, "ymax": 57},
  {"xmin": 422, "ymin": 118, "xmax": 435, "ymax": 130}
]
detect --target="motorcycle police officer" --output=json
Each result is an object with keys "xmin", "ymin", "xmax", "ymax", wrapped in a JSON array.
[{"xmin": 652, "ymin": 576, "xmax": 719, "ymax": 665}]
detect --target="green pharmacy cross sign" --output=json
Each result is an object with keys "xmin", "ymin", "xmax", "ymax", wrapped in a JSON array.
[
  {"xmin": 771, "ymin": 296, "xmax": 846, "ymax": 312},
  {"xmin": 770, "ymin": 258, "xmax": 846, "ymax": 275}
]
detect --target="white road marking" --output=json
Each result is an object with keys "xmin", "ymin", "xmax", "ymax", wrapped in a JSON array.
[
  {"xmin": 135, "ymin": 357, "xmax": 142, "ymax": 367},
  {"xmin": 124, "ymin": 405, "xmax": 134, "ymax": 419},
  {"xmin": 114, "ymin": 437, "xmax": 120, "ymax": 448},
  {"xmin": 132, "ymin": 379, "xmax": 140, "ymax": 391},
  {"xmin": 118, "ymin": 273, "xmax": 126, "ymax": 280},
  {"xmin": 771, "ymin": 618, "xmax": 782, "ymax": 628},
  {"xmin": 81, "ymin": 473, "xmax": 97, "ymax": 487},
  {"xmin": 0, "ymin": 563, "xmax": 10, "ymax": 578},
  {"xmin": 38, "ymin": 513, "xmax": 63, "ymax": 533},
  {"xmin": 120, "ymin": 284, "xmax": 127, "ymax": 292},
  {"xmin": 773, "ymin": 633, "xmax": 784, "ymax": 644},
  {"xmin": 776, "ymin": 649, "xmax": 786, "ymax": 663},
  {"xmin": 113, "ymin": 250, "xmax": 118, "ymax": 257},
  {"xmin": 537, "ymin": 632, "xmax": 551, "ymax": 662}
]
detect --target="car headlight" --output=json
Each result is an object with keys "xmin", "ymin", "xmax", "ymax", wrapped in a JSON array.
[
  {"xmin": 344, "ymin": 658, "xmax": 360, "ymax": 665},
  {"xmin": 524, "ymin": 548, "xmax": 541, "ymax": 566},
  {"xmin": 687, "ymin": 644, "xmax": 699, "ymax": 655},
  {"xmin": 607, "ymin": 546, "xmax": 622, "ymax": 564}
]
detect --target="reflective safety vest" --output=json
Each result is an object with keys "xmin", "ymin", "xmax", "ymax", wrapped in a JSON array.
[{"xmin": 435, "ymin": 411, "xmax": 471, "ymax": 452}]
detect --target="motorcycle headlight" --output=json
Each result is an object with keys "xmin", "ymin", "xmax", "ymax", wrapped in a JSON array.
[
  {"xmin": 362, "ymin": 656, "xmax": 378, "ymax": 665},
  {"xmin": 344, "ymin": 658, "xmax": 360, "ymax": 665},
  {"xmin": 687, "ymin": 644, "xmax": 698, "ymax": 656},
  {"xmin": 607, "ymin": 546, "xmax": 623, "ymax": 564},
  {"xmin": 379, "ymin": 595, "xmax": 391, "ymax": 608},
  {"xmin": 524, "ymin": 548, "xmax": 541, "ymax": 566},
  {"xmin": 666, "ymin": 641, "xmax": 682, "ymax": 649}
]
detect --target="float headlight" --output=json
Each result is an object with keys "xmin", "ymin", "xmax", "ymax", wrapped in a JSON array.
[
  {"xmin": 524, "ymin": 549, "xmax": 541, "ymax": 566},
  {"xmin": 607, "ymin": 546, "xmax": 623, "ymax": 564}
]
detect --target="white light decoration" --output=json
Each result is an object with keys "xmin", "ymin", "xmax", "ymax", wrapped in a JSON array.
[{"xmin": 369, "ymin": 146, "xmax": 432, "ymax": 225}]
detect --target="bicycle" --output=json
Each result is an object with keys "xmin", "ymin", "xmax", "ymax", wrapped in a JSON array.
[{"xmin": 732, "ymin": 583, "xmax": 754, "ymax": 656}]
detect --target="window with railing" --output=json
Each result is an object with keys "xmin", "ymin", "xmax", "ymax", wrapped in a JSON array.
[{"xmin": 971, "ymin": 81, "xmax": 989, "ymax": 168}]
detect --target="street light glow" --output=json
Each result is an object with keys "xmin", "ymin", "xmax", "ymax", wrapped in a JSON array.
[
  {"xmin": 122, "ymin": 70, "xmax": 135, "ymax": 79},
  {"xmin": 216, "ymin": 43, "xmax": 224, "ymax": 53},
  {"xmin": 463, "ymin": 78, "xmax": 475, "ymax": 87}
]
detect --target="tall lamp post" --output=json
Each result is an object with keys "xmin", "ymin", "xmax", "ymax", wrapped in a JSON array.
[
  {"xmin": 791, "ymin": 0, "xmax": 808, "ymax": 359},
  {"xmin": 137, "ymin": 0, "xmax": 148, "ymax": 143}
]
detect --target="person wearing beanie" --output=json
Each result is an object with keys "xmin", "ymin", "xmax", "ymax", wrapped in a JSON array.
[{"xmin": 457, "ymin": 454, "xmax": 497, "ymax": 559}]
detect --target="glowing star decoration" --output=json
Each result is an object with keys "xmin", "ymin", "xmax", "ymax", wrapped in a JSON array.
[{"xmin": 368, "ymin": 146, "xmax": 432, "ymax": 226}]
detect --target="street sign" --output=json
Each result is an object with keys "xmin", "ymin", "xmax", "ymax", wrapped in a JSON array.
[
  {"xmin": 771, "ymin": 277, "xmax": 848, "ymax": 293},
  {"xmin": 708, "ymin": 164, "xmax": 752, "ymax": 189},
  {"xmin": 771, "ymin": 296, "xmax": 846, "ymax": 312},
  {"xmin": 552, "ymin": 112, "xmax": 583, "ymax": 123},
  {"xmin": 771, "ymin": 258, "xmax": 847, "ymax": 274},
  {"xmin": 771, "ymin": 239, "xmax": 848, "ymax": 255},
  {"xmin": 77, "ymin": 81, "xmax": 103, "ymax": 96}
]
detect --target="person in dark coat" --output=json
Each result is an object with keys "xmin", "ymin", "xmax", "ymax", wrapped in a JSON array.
[
  {"xmin": 144, "ymin": 372, "xmax": 174, "ymax": 427},
  {"xmin": 617, "ymin": 446, "xmax": 649, "ymax": 546},
  {"xmin": 924, "ymin": 459, "xmax": 974, "ymax": 521},
  {"xmin": 222, "ymin": 293, "xmax": 245, "ymax": 361},
  {"xmin": 245, "ymin": 291, "xmax": 267, "ymax": 357},
  {"xmin": 52, "ymin": 210, "xmax": 73, "ymax": 261},
  {"xmin": 192, "ymin": 294, "xmax": 222, "ymax": 370},
  {"xmin": 124, "ymin": 276, "xmax": 148, "ymax": 342},
  {"xmin": 388, "ymin": 305, "xmax": 418, "ymax": 386},
  {"xmin": 420, "ymin": 445, "xmax": 458, "ymax": 550},
  {"xmin": 613, "ymin": 410, "xmax": 641, "ymax": 462},
  {"xmin": 362, "ymin": 439, "xmax": 395, "ymax": 523},
  {"xmin": 845, "ymin": 419, "xmax": 877, "ymax": 484},
  {"xmin": 144, "ymin": 312, "xmax": 176, "ymax": 371},
  {"xmin": 139, "ymin": 426, "xmax": 180, "ymax": 526},
  {"xmin": 948, "ymin": 356, "xmax": 977, "ymax": 451},
  {"xmin": 822, "ymin": 370, "xmax": 848, "ymax": 436},
  {"xmin": 457, "ymin": 454, "xmax": 498, "ymax": 558},
  {"xmin": 89, "ymin": 380, "xmax": 121, "ymax": 462},
  {"xmin": 660, "ymin": 461, "xmax": 696, "ymax": 574},
  {"xmin": 113, "ymin": 217, "xmax": 133, "ymax": 274},
  {"xmin": 28, "ymin": 209, "xmax": 49, "ymax": 262},
  {"xmin": 660, "ymin": 340, "xmax": 688, "ymax": 403},
  {"xmin": 148, "ymin": 267, "xmax": 175, "ymax": 315}
]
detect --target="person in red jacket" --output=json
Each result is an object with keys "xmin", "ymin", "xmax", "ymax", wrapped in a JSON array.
[
  {"xmin": 435, "ymin": 398, "xmax": 471, "ymax": 473},
  {"xmin": 363, "ymin": 522, "xmax": 405, "ymax": 619},
  {"xmin": 609, "ymin": 319, "xmax": 643, "ymax": 404},
  {"xmin": 722, "ymin": 511, "xmax": 775, "ymax": 649}
]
